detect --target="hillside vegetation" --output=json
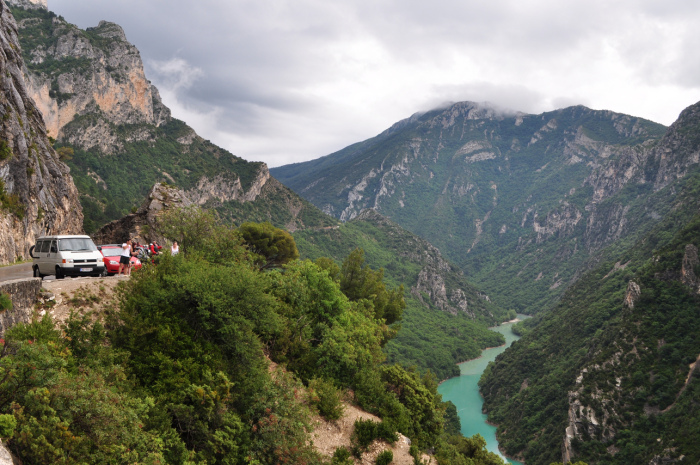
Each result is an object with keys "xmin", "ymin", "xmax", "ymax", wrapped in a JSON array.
[
  {"xmin": 294, "ymin": 209, "xmax": 508, "ymax": 379},
  {"xmin": 478, "ymin": 173, "xmax": 700, "ymax": 464},
  {"xmin": 272, "ymin": 103, "xmax": 670, "ymax": 314},
  {"xmin": 0, "ymin": 212, "xmax": 506, "ymax": 465}
]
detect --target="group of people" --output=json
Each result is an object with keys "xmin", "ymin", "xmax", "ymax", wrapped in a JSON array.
[{"xmin": 118, "ymin": 239, "xmax": 179, "ymax": 276}]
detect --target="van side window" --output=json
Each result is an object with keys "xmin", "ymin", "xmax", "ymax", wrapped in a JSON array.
[
  {"xmin": 37, "ymin": 241, "xmax": 48, "ymax": 253},
  {"xmin": 50, "ymin": 241, "xmax": 58, "ymax": 253}
]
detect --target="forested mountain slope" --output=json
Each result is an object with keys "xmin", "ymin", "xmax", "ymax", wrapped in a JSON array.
[
  {"xmin": 478, "ymin": 171, "xmax": 700, "ymax": 464},
  {"xmin": 294, "ymin": 209, "xmax": 509, "ymax": 379},
  {"xmin": 9, "ymin": 2, "xmax": 333, "ymax": 233},
  {"xmin": 272, "ymin": 102, "xmax": 676, "ymax": 313}
]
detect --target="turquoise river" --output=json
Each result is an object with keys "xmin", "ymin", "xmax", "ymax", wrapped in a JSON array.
[{"xmin": 438, "ymin": 317, "xmax": 528, "ymax": 465}]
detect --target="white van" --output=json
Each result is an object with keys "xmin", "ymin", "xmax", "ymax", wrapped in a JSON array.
[{"xmin": 30, "ymin": 235, "xmax": 106, "ymax": 279}]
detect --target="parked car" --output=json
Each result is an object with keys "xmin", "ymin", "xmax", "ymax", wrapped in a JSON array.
[
  {"xmin": 30, "ymin": 235, "xmax": 106, "ymax": 279},
  {"xmin": 98, "ymin": 244, "xmax": 143, "ymax": 275}
]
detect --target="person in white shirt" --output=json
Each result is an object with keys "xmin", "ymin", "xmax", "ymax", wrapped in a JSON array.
[
  {"xmin": 171, "ymin": 241, "xmax": 179, "ymax": 255},
  {"xmin": 119, "ymin": 240, "xmax": 132, "ymax": 276}
]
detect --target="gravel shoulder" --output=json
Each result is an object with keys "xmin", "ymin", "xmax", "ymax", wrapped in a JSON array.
[{"xmin": 38, "ymin": 275, "xmax": 128, "ymax": 325}]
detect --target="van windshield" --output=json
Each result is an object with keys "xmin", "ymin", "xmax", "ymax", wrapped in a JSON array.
[{"xmin": 58, "ymin": 238, "xmax": 98, "ymax": 252}]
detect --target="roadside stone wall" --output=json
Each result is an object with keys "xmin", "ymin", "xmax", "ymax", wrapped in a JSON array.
[{"xmin": 0, "ymin": 277, "xmax": 41, "ymax": 335}]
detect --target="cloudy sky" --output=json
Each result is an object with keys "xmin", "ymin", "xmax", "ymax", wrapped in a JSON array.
[{"xmin": 48, "ymin": 0, "xmax": 700, "ymax": 167}]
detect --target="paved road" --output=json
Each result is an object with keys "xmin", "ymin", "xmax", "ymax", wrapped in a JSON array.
[{"xmin": 0, "ymin": 262, "xmax": 34, "ymax": 282}]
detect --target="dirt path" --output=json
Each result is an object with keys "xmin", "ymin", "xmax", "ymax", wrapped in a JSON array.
[
  {"xmin": 312, "ymin": 401, "xmax": 435, "ymax": 465},
  {"xmin": 38, "ymin": 275, "xmax": 128, "ymax": 325}
]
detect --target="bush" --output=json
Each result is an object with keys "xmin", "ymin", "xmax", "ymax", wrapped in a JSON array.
[
  {"xmin": 0, "ymin": 293, "xmax": 11, "ymax": 313},
  {"xmin": 376, "ymin": 450, "xmax": 393, "ymax": 465},
  {"xmin": 309, "ymin": 377, "xmax": 344, "ymax": 420},
  {"xmin": 0, "ymin": 414, "xmax": 16, "ymax": 438},
  {"xmin": 352, "ymin": 418, "xmax": 398, "ymax": 451},
  {"xmin": 332, "ymin": 446, "xmax": 353, "ymax": 465}
]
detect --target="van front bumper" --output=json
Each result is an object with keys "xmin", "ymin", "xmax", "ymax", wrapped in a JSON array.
[{"xmin": 61, "ymin": 265, "xmax": 106, "ymax": 276}]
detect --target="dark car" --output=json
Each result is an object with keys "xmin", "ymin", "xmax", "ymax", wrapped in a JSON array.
[{"xmin": 98, "ymin": 244, "xmax": 142, "ymax": 275}]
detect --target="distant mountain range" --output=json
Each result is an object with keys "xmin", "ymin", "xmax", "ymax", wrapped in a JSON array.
[
  {"xmin": 272, "ymin": 91, "xmax": 700, "ymax": 463},
  {"xmin": 4, "ymin": 1, "xmax": 700, "ymax": 464},
  {"xmin": 271, "ymin": 101, "xmax": 700, "ymax": 314}
]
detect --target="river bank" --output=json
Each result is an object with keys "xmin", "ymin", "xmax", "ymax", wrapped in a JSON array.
[{"xmin": 438, "ymin": 316, "xmax": 529, "ymax": 465}]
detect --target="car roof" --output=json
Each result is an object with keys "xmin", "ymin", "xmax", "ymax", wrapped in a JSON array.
[{"xmin": 36, "ymin": 235, "xmax": 91, "ymax": 240}]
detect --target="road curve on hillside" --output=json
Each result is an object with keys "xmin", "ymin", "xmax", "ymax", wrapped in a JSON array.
[{"xmin": 0, "ymin": 263, "xmax": 33, "ymax": 282}]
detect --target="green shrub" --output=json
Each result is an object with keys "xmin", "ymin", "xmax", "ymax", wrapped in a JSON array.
[
  {"xmin": 352, "ymin": 418, "xmax": 398, "ymax": 451},
  {"xmin": 332, "ymin": 446, "xmax": 353, "ymax": 465},
  {"xmin": 0, "ymin": 140, "xmax": 12, "ymax": 160},
  {"xmin": 376, "ymin": 450, "xmax": 393, "ymax": 465},
  {"xmin": 0, "ymin": 180, "xmax": 26, "ymax": 219},
  {"xmin": 309, "ymin": 377, "xmax": 344, "ymax": 420},
  {"xmin": 0, "ymin": 414, "xmax": 16, "ymax": 438},
  {"xmin": 0, "ymin": 293, "xmax": 12, "ymax": 312}
]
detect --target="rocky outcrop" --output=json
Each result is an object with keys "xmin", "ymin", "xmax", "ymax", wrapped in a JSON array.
[
  {"xmin": 0, "ymin": 439, "xmax": 13, "ymax": 465},
  {"xmin": 0, "ymin": 2, "xmax": 83, "ymax": 264},
  {"xmin": 350, "ymin": 210, "xmax": 480, "ymax": 317},
  {"xmin": 5, "ymin": 0, "xmax": 45, "ymax": 10},
  {"xmin": 15, "ymin": 11, "xmax": 171, "ymax": 153},
  {"xmin": 533, "ymin": 203, "xmax": 583, "ymax": 243},
  {"xmin": 623, "ymin": 280, "xmax": 641, "ymax": 308},
  {"xmin": 681, "ymin": 244, "xmax": 699, "ymax": 292},
  {"xmin": 91, "ymin": 183, "xmax": 192, "ymax": 245},
  {"xmin": 187, "ymin": 166, "xmax": 271, "ymax": 206}
]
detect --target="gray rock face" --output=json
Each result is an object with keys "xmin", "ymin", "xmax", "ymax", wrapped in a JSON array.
[
  {"xmin": 4, "ymin": 0, "xmax": 46, "ymax": 10},
  {"xmin": 681, "ymin": 244, "xmax": 699, "ymax": 292},
  {"xmin": 353, "ymin": 209, "xmax": 484, "ymax": 317},
  {"xmin": 0, "ymin": 2, "xmax": 82, "ymax": 264},
  {"xmin": 272, "ymin": 102, "xmax": 674, "ymax": 313},
  {"xmin": 0, "ymin": 277, "xmax": 42, "ymax": 335},
  {"xmin": 91, "ymin": 183, "xmax": 192, "ymax": 245},
  {"xmin": 18, "ymin": 14, "xmax": 171, "ymax": 153}
]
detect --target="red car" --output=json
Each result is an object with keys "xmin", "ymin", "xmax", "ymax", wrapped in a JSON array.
[{"xmin": 98, "ymin": 244, "xmax": 142, "ymax": 275}]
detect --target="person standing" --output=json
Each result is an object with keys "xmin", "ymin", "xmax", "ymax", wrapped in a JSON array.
[
  {"xmin": 171, "ymin": 241, "xmax": 179, "ymax": 255},
  {"xmin": 118, "ymin": 240, "xmax": 131, "ymax": 276}
]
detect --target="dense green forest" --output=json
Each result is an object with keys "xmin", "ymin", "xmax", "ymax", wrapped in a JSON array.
[
  {"xmin": 294, "ymin": 210, "xmax": 508, "ymax": 380},
  {"xmin": 0, "ymin": 210, "xmax": 506, "ymax": 465},
  {"xmin": 478, "ymin": 173, "xmax": 700, "ymax": 465}
]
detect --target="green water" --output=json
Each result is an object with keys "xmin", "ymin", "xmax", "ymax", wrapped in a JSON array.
[{"xmin": 438, "ymin": 318, "xmax": 527, "ymax": 465}]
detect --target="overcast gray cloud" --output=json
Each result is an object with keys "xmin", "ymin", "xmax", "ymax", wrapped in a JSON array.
[{"xmin": 48, "ymin": 0, "xmax": 700, "ymax": 167}]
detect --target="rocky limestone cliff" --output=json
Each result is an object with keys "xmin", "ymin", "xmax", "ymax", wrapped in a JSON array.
[
  {"xmin": 13, "ymin": 10, "xmax": 171, "ymax": 153},
  {"xmin": 5, "ymin": 0, "xmax": 45, "ymax": 10},
  {"xmin": 353, "ymin": 209, "xmax": 488, "ymax": 317},
  {"xmin": 0, "ymin": 2, "xmax": 82, "ymax": 264},
  {"xmin": 91, "ymin": 182, "xmax": 192, "ymax": 245},
  {"xmin": 680, "ymin": 244, "xmax": 699, "ymax": 292},
  {"xmin": 8, "ymin": 4, "xmax": 334, "ymax": 236},
  {"xmin": 272, "ymin": 101, "xmax": 674, "ymax": 314},
  {"xmin": 187, "ymin": 166, "xmax": 271, "ymax": 206}
]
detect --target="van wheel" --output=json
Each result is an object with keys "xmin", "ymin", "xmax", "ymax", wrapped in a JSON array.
[
  {"xmin": 33, "ymin": 266, "xmax": 43, "ymax": 278},
  {"xmin": 55, "ymin": 266, "xmax": 65, "ymax": 280}
]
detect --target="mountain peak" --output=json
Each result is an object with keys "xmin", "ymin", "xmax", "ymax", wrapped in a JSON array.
[
  {"xmin": 5, "ymin": 0, "xmax": 46, "ymax": 10},
  {"xmin": 86, "ymin": 20, "xmax": 128, "ymax": 42}
]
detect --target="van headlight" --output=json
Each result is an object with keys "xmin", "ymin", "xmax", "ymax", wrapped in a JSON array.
[{"xmin": 62, "ymin": 259, "xmax": 74, "ymax": 264}]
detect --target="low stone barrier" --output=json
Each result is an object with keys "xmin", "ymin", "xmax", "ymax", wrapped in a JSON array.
[{"xmin": 0, "ymin": 277, "xmax": 42, "ymax": 336}]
